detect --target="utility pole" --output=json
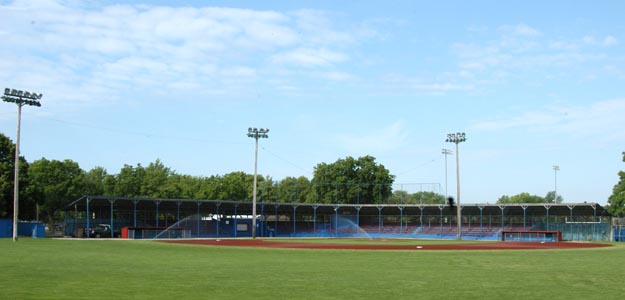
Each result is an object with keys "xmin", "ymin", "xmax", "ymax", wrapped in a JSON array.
[
  {"xmin": 446, "ymin": 132, "xmax": 466, "ymax": 240},
  {"xmin": 247, "ymin": 127, "xmax": 269, "ymax": 239},
  {"xmin": 442, "ymin": 148, "xmax": 453, "ymax": 201},
  {"xmin": 553, "ymin": 165, "xmax": 559, "ymax": 203},
  {"xmin": 2, "ymin": 88, "xmax": 43, "ymax": 241}
]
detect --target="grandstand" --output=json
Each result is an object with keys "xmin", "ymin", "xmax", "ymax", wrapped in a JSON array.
[{"xmin": 63, "ymin": 196, "xmax": 612, "ymax": 241}]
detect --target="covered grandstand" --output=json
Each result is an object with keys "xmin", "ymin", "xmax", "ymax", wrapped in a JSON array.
[{"xmin": 63, "ymin": 196, "xmax": 612, "ymax": 241}]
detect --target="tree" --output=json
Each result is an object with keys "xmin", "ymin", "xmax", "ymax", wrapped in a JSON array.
[
  {"xmin": 216, "ymin": 171, "xmax": 254, "ymax": 200},
  {"xmin": 83, "ymin": 166, "xmax": 108, "ymax": 196},
  {"xmin": 276, "ymin": 176, "xmax": 310, "ymax": 203},
  {"xmin": 544, "ymin": 191, "xmax": 563, "ymax": 203},
  {"xmin": 388, "ymin": 190, "xmax": 410, "ymax": 204},
  {"xmin": 0, "ymin": 133, "xmax": 37, "ymax": 220},
  {"xmin": 141, "ymin": 159, "xmax": 173, "ymax": 198},
  {"xmin": 311, "ymin": 156, "xmax": 394, "ymax": 204},
  {"xmin": 497, "ymin": 192, "xmax": 544, "ymax": 204},
  {"xmin": 411, "ymin": 191, "xmax": 445, "ymax": 204},
  {"xmin": 389, "ymin": 190, "xmax": 444, "ymax": 204},
  {"xmin": 29, "ymin": 158, "xmax": 85, "ymax": 223},
  {"xmin": 608, "ymin": 152, "xmax": 625, "ymax": 216},
  {"xmin": 114, "ymin": 163, "xmax": 145, "ymax": 197}
]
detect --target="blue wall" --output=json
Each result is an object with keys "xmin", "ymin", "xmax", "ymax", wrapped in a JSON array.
[
  {"xmin": 0, "ymin": 219, "xmax": 45, "ymax": 238},
  {"xmin": 0, "ymin": 219, "xmax": 12, "ymax": 237}
]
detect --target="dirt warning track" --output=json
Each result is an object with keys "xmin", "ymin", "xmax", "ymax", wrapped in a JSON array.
[{"xmin": 165, "ymin": 239, "xmax": 611, "ymax": 251}]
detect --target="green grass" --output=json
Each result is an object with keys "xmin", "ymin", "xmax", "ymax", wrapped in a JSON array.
[{"xmin": 1, "ymin": 238, "xmax": 624, "ymax": 300}]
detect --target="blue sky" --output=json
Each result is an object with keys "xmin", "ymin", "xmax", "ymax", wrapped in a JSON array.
[{"xmin": 1, "ymin": 0, "xmax": 624, "ymax": 204}]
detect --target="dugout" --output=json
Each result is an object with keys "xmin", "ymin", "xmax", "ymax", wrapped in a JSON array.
[{"xmin": 63, "ymin": 196, "xmax": 611, "ymax": 241}]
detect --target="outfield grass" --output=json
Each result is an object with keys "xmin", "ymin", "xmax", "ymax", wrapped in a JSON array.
[{"xmin": 1, "ymin": 238, "xmax": 624, "ymax": 300}]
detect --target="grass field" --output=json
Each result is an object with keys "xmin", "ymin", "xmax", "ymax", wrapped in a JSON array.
[{"xmin": 1, "ymin": 238, "xmax": 624, "ymax": 300}]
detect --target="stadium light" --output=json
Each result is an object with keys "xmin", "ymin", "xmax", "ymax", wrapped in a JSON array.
[
  {"xmin": 247, "ymin": 127, "xmax": 269, "ymax": 239},
  {"xmin": 2, "ymin": 88, "xmax": 43, "ymax": 241},
  {"xmin": 446, "ymin": 132, "xmax": 466, "ymax": 240},
  {"xmin": 442, "ymin": 149, "xmax": 453, "ymax": 201},
  {"xmin": 553, "ymin": 165, "xmax": 559, "ymax": 203}
]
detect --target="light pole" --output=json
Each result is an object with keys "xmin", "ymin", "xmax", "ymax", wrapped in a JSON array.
[
  {"xmin": 553, "ymin": 165, "xmax": 559, "ymax": 203},
  {"xmin": 247, "ymin": 127, "xmax": 269, "ymax": 239},
  {"xmin": 2, "ymin": 88, "xmax": 43, "ymax": 241},
  {"xmin": 442, "ymin": 148, "xmax": 453, "ymax": 201},
  {"xmin": 446, "ymin": 132, "xmax": 466, "ymax": 240}
]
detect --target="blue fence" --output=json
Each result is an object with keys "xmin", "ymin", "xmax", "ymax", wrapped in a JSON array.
[
  {"xmin": 0, "ymin": 219, "xmax": 46, "ymax": 238},
  {"xmin": 614, "ymin": 226, "xmax": 625, "ymax": 242}
]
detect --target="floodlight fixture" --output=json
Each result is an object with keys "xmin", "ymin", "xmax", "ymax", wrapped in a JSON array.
[
  {"xmin": 2, "ymin": 88, "xmax": 43, "ymax": 241},
  {"xmin": 446, "ymin": 132, "xmax": 466, "ymax": 240},
  {"xmin": 247, "ymin": 126, "xmax": 270, "ymax": 239}
]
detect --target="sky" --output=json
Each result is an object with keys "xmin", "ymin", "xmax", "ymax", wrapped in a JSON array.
[{"xmin": 1, "ymin": 0, "xmax": 624, "ymax": 205}]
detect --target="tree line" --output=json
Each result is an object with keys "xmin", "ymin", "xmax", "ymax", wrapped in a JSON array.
[
  {"xmin": 2, "ymin": 132, "xmax": 624, "ymax": 223},
  {"xmin": 2, "ymin": 133, "xmax": 399, "ymax": 223}
]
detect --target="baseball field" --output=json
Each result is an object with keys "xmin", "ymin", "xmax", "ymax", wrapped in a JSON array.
[{"xmin": 1, "ymin": 238, "xmax": 623, "ymax": 300}]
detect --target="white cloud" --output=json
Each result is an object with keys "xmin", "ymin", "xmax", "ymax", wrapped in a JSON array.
[
  {"xmin": 603, "ymin": 35, "xmax": 618, "ymax": 46},
  {"xmin": 471, "ymin": 99, "xmax": 625, "ymax": 144},
  {"xmin": 0, "ymin": 0, "xmax": 356, "ymax": 113},
  {"xmin": 583, "ymin": 35, "xmax": 619, "ymax": 47},
  {"xmin": 500, "ymin": 23, "xmax": 542, "ymax": 37},
  {"xmin": 315, "ymin": 71, "xmax": 352, "ymax": 81},
  {"xmin": 270, "ymin": 48, "xmax": 348, "ymax": 67},
  {"xmin": 380, "ymin": 74, "xmax": 474, "ymax": 94}
]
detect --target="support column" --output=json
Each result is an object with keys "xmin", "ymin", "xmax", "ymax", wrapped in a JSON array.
[
  {"xmin": 355, "ymin": 206, "xmax": 362, "ymax": 230},
  {"xmin": 419, "ymin": 206, "xmax": 424, "ymax": 229},
  {"xmin": 544, "ymin": 205, "xmax": 551, "ymax": 230},
  {"xmin": 293, "ymin": 205, "xmax": 298, "ymax": 236},
  {"xmin": 568, "ymin": 205, "xmax": 575, "ymax": 240},
  {"xmin": 313, "ymin": 205, "xmax": 318, "ymax": 234},
  {"xmin": 499, "ymin": 205, "xmax": 506, "ymax": 229},
  {"xmin": 334, "ymin": 205, "xmax": 339, "ymax": 235},
  {"xmin": 109, "ymin": 199, "xmax": 115, "ymax": 238},
  {"xmin": 196, "ymin": 202, "xmax": 201, "ymax": 238},
  {"xmin": 215, "ymin": 203, "xmax": 221, "ymax": 237},
  {"xmin": 260, "ymin": 202, "xmax": 265, "ymax": 238},
  {"xmin": 522, "ymin": 205, "xmax": 528, "ymax": 230},
  {"xmin": 233, "ymin": 204, "xmax": 238, "ymax": 238},
  {"xmin": 176, "ymin": 201, "xmax": 182, "ymax": 225},
  {"xmin": 377, "ymin": 206, "xmax": 383, "ymax": 233},
  {"xmin": 592, "ymin": 204, "xmax": 597, "ymax": 240},
  {"xmin": 274, "ymin": 205, "xmax": 279, "ymax": 237},
  {"xmin": 86, "ymin": 198, "xmax": 91, "ymax": 239},
  {"xmin": 155, "ymin": 200, "xmax": 161, "ymax": 227},
  {"xmin": 133, "ymin": 200, "xmax": 138, "ymax": 227},
  {"xmin": 478, "ymin": 206, "xmax": 484, "ymax": 235},
  {"xmin": 399, "ymin": 206, "xmax": 404, "ymax": 234},
  {"xmin": 439, "ymin": 205, "xmax": 444, "ymax": 236}
]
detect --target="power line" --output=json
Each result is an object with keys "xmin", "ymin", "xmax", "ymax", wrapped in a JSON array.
[
  {"xmin": 395, "ymin": 156, "xmax": 441, "ymax": 176},
  {"xmin": 260, "ymin": 146, "xmax": 312, "ymax": 174},
  {"xmin": 39, "ymin": 116, "xmax": 247, "ymax": 145}
]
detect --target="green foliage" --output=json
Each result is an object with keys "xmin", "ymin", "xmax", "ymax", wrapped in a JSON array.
[
  {"xmin": 82, "ymin": 166, "xmax": 108, "ymax": 196},
  {"xmin": 608, "ymin": 152, "xmax": 625, "ymax": 216},
  {"xmin": 497, "ymin": 192, "xmax": 545, "ymax": 204},
  {"xmin": 0, "ymin": 133, "xmax": 36, "ymax": 219},
  {"xmin": 28, "ymin": 158, "xmax": 85, "ymax": 223},
  {"xmin": 311, "ymin": 156, "xmax": 395, "ymax": 204},
  {"xmin": 389, "ymin": 190, "xmax": 445, "ymax": 204},
  {"xmin": 275, "ymin": 176, "xmax": 311, "ymax": 203},
  {"xmin": 544, "ymin": 191, "xmax": 564, "ymax": 203}
]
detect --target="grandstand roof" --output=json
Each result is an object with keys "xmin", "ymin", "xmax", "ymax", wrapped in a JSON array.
[{"xmin": 65, "ymin": 196, "xmax": 609, "ymax": 217}]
